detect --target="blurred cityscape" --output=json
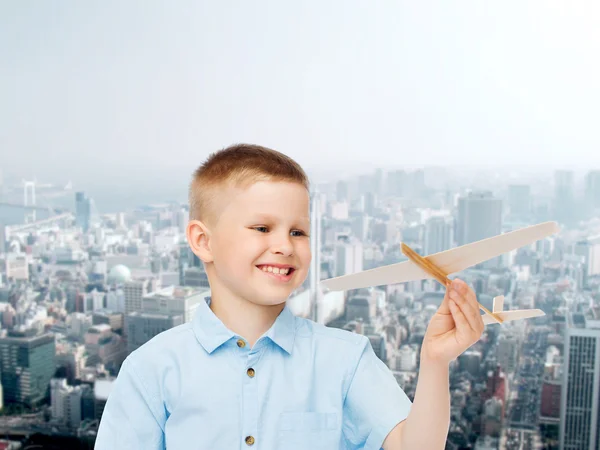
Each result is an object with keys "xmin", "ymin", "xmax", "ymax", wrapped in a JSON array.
[{"xmin": 0, "ymin": 166, "xmax": 599, "ymax": 449}]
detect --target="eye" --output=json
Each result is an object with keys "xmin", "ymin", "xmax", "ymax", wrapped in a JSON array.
[{"xmin": 252, "ymin": 227, "xmax": 308, "ymax": 237}]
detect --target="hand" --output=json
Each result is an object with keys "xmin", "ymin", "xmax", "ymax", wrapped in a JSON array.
[{"xmin": 421, "ymin": 278, "xmax": 485, "ymax": 366}]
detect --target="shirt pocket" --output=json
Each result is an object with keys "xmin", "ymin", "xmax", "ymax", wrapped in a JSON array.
[{"xmin": 277, "ymin": 412, "xmax": 339, "ymax": 450}]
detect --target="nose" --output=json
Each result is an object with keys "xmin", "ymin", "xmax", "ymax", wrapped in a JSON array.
[{"xmin": 270, "ymin": 232, "xmax": 294, "ymax": 256}]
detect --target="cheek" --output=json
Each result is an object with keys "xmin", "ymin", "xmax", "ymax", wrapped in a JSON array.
[{"xmin": 298, "ymin": 243, "xmax": 312, "ymax": 265}]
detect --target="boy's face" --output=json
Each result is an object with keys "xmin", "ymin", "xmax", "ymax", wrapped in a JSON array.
[{"xmin": 199, "ymin": 180, "xmax": 311, "ymax": 308}]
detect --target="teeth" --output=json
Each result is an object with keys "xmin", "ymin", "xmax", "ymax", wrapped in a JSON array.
[{"xmin": 260, "ymin": 266, "xmax": 290, "ymax": 275}]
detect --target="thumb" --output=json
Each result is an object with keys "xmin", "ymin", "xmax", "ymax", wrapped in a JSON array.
[{"xmin": 437, "ymin": 279, "xmax": 453, "ymax": 315}]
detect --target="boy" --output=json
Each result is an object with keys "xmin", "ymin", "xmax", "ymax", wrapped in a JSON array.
[{"xmin": 95, "ymin": 144, "xmax": 485, "ymax": 449}]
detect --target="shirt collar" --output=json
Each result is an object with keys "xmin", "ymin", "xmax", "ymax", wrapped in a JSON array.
[{"xmin": 192, "ymin": 295, "xmax": 297, "ymax": 355}]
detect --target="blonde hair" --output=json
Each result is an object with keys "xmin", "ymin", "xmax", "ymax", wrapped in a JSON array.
[{"xmin": 188, "ymin": 143, "xmax": 310, "ymax": 226}]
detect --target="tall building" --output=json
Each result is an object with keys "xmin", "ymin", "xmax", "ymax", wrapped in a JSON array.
[
  {"xmin": 50, "ymin": 378, "xmax": 84, "ymax": 429},
  {"xmin": 126, "ymin": 312, "xmax": 184, "ymax": 354},
  {"xmin": 573, "ymin": 235, "xmax": 600, "ymax": 281},
  {"xmin": 368, "ymin": 334, "xmax": 387, "ymax": 364},
  {"xmin": 373, "ymin": 168, "xmax": 384, "ymax": 196},
  {"xmin": 363, "ymin": 192, "xmax": 377, "ymax": 217},
  {"xmin": 560, "ymin": 314, "xmax": 600, "ymax": 449},
  {"xmin": 496, "ymin": 333, "xmax": 519, "ymax": 373},
  {"xmin": 141, "ymin": 285, "xmax": 206, "ymax": 323},
  {"xmin": 0, "ymin": 330, "xmax": 56, "ymax": 407},
  {"xmin": 456, "ymin": 191, "xmax": 502, "ymax": 268},
  {"xmin": 424, "ymin": 216, "xmax": 453, "ymax": 255},
  {"xmin": 507, "ymin": 184, "xmax": 532, "ymax": 218},
  {"xmin": 75, "ymin": 192, "xmax": 92, "ymax": 233},
  {"xmin": 335, "ymin": 238, "xmax": 363, "ymax": 277},
  {"xmin": 553, "ymin": 170, "xmax": 576, "ymax": 227},
  {"xmin": 584, "ymin": 170, "xmax": 600, "ymax": 213},
  {"xmin": 125, "ymin": 286, "xmax": 205, "ymax": 354},
  {"xmin": 336, "ymin": 180, "xmax": 348, "ymax": 202},
  {"xmin": 123, "ymin": 278, "xmax": 160, "ymax": 315}
]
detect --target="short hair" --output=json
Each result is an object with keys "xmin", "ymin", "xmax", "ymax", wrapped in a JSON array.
[{"xmin": 188, "ymin": 143, "xmax": 310, "ymax": 225}]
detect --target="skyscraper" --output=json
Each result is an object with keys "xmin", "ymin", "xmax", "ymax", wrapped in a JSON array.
[
  {"xmin": 553, "ymin": 170, "xmax": 576, "ymax": 227},
  {"xmin": 75, "ymin": 191, "xmax": 92, "ymax": 232},
  {"xmin": 0, "ymin": 330, "xmax": 56, "ymax": 407},
  {"xmin": 560, "ymin": 314, "xmax": 600, "ymax": 449},
  {"xmin": 584, "ymin": 170, "xmax": 600, "ymax": 213},
  {"xmin": 507, "ymin": 184, "xmax": 532, "ymax": 219},
  {"xmin": 424, "ymin": 216, "xmax": 453, "ymax": 255},
  {"xmin": 456, "ymin": 191, "xmax": 502, "ymax": 268}
]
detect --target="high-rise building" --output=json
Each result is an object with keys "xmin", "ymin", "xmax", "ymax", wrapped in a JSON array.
[
  {"xmin": 335, "ymin": 238, "xmax": 363, "ymax": 277},
  {"xmin": 456, "ymin": 191, "xmax": 502, "ymax": 268},
  {"xmin": 363, "ymin": 191, "xmax": 377, "ymax": 216},
  {"xmin": 126, "ymin": 312, "xmax": 184, "ymax": 354},
  {"xmin": 424, "ymin": 216, "xmax": 453, "ymax": 255},
  {"xmin": 123, "ymin": 278, "xmax": 160, "ymax": 315},
  {"xmin": 336, "ymin": 180, "xmax": 348, "ymax": 202},
  {"xmin": 507, "ymin": 184, "xmax": 532, "ymax": 218},
  {"xmin": 584, "ymin": 170, "xmax": 600, "ymax": 213},
  {"xmin": 75, "ymin": 192, "xmax": 92, "ymax": 233},
  {"xmin": 368, "ymin": 334, "xmax": 387, "ymax": 364},
  {"xmin": 50, "ymin": 378, "xmax": 84, "ymax": 429},
  {"xmin": 141, "ymin": 285, "xmax": 206, "ymax": 323},
  {"xmin": 496, "ymin": 333, "xmax": 519, "ymax": 373},
  {"xmin": 0, "ymin": 330, "xmax": 56, "ymax": 407},
  {"xmin": 553, "ymin": 170, "xmax": 576, "ymax": 227},
  {"xmin": 560, "ymin": 314, "xmax": 600, "ymax": 449},
  {"xmin": 178, "ymin": 240, "xmax": 209, "ymax": 287},
  {"xmin": 125, "ymin": 286, "xmax": 206, "ymax": 354},
  {"xmin": 573, "ymin": 235, "xmax": 600, "ymax": 279}
]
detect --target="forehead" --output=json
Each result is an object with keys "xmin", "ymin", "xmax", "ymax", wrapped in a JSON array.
[{"xmin": 224, "ymin": 180, "xmax": 310, "ymax": 222}]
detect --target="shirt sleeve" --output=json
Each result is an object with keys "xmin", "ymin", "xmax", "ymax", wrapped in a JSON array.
[
  {"xmin": 342, "ymin": 335, "xmax": 412, "ymax": 450},
  {"xmin": 95, "ymin": 356, "xmax": 167, "ymax": 450}
]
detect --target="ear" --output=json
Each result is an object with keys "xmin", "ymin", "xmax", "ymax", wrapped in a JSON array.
[{"xmin": 186, "ymin": 219, "xmax": 214, "ymax": 263}]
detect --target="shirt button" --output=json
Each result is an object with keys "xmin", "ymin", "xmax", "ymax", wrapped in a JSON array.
[
  {"xmin": 247, "ymin": 368, "xmax": 255, "ymax": 378},
  {"xmin": 245, "ymin": 435, "xmax": 255, "ymax": 446},
  {"xmin": 237, "ymin": 339, "xmax": 246, "ymax": 348}
]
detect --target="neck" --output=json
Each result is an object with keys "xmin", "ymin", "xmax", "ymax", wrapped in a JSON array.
[{"xmin": 208, "ymin": 289, "xmax": 285, "ymax": 348}]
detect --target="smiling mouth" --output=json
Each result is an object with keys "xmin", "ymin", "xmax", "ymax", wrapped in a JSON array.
[{"xmin": 255, "ymin": 265, "xmax": 296, "ymax": 281}]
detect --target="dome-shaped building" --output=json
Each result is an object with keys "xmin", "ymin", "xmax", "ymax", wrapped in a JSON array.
[{"xmin": 107, "ymin": 264, "xmax": 132, "ymax": 284}]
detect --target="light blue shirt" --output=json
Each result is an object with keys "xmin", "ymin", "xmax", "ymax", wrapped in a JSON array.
[{"xmin": 95, "ymin": 296, "xmax": 412, "ymax": 449}]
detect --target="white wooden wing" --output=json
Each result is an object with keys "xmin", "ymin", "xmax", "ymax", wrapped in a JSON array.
[
  {"xmin": 320, "ymin": 221, "xmax": 559, "ymax": 291},
  {"xmin": 481, "ymin": 309, "xmax": 546, "ymax": 325},
  {"xmin": 318, "ymin": 260, "xmax": 432, "ymax": 291}
]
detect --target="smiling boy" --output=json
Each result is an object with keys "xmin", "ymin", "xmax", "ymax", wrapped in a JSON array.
[{"xmin": 95, "ymin": 143, "xmax": 485, "ymax": 449}]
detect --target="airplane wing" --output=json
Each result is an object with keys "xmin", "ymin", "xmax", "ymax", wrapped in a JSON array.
[
  {"xmin": 426, "ymin": 221, "xmax": 559, "ymax": 276},
  {"xmin": 320, "ymin": 221, "xmax": 559, "ymax": 291},
  {"xmin": 319, "ymin": 260, "xmax": 433, "ymax": 291},
  {"xmin": 482, "ymin": 309, "xmax": 546, "ymax": 325}
]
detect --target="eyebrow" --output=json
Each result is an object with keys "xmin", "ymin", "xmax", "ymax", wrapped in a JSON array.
[{"xmin": 251, "ymin": 214, "xmax": 310, "ymax": 226}]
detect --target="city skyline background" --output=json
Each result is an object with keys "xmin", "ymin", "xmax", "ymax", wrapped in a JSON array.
[
  {"xmin": 1, "ymin": 3, "xmax": 600, "ymax": 448},
  {"xmin": 2, "ymin": 1, "xmax": 599, "ymax": 191}
]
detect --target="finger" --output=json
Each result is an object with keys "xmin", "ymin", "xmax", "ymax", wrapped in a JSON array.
[
  {"xmin": 448, "ymin": 298, "xmax": 472, "ymax": 342},
  {"xmin": 459, "ymin": 281, "xmax": 485, "ymax": 333},
  {"xmin": 437, "ymin": 278, "xmax": 454, "ymax": 315},
  {"xmin": 452, "ymin": 290, "xmax": 483, "ymax": 335},
  {"xmin": 450, "ymin": 291, "xmax": 476, "ymax": 331},
  {"xmin": 464, "ymin": 285, "xmax": 485, "ymax": 333},
  {"xmin": 450, "ymin": 281, "xmax": 483, "ymax": 330}
]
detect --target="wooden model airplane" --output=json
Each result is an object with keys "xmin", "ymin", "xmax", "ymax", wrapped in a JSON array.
[{"xmin": 320, "ymin": 221, "xmax": 560, "ymax": 325}]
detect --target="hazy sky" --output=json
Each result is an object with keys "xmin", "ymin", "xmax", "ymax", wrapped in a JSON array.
[{"xmin": 2, "ymin": 1, "xmax": 599, "ymax": 190}]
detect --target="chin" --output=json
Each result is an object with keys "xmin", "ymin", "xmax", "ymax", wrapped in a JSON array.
[{"xmin": 250, "ymin": 296, "xmax": 288, "ymax": 307}]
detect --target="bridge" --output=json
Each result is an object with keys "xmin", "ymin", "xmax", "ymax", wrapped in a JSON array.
[{"xmin": 6, "ymin": 212, "xmax": 74, "ymax": 234}]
